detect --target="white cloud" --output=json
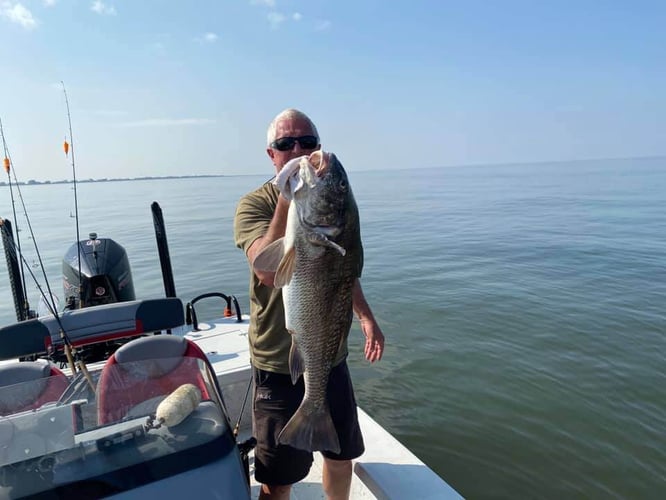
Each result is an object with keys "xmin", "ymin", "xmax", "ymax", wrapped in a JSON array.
[
  {"xmin": 251, "ymin": 0, "xmax": 303, "ymax": 29},
  {"xmin": 314, "ymin": 20, "xmax": 331, "ymax": 31},
  {"xmin": 250, "ymin": 0, "xmax": 275, "ymax": 7},
  {"xmin": 250, "ymin": 0, "xmax": 304, "ymax": 29},
  {"xmin": 118, "ymin": 118, "xmax": 216, "ymax": 128},
  {"xmin": 43, "ymin": 0, "xmax": 56, "ymax": 7},
  {"xmin": 195, "ymin": 32, "xmax": 218, "ymax": 43},
  {"xmin": 1, "ymin": 3, "xmax": 38, "ymax": 30},
  {"xmin": 267, "ymin": 11, "xmax": 285, "ymax": 29},
  {"xmin": 91, "ymin": 1, "xmax": 116, "ymax": 16}
]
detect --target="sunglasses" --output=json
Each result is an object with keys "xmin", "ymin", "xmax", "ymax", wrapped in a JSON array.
[{"xmin": 270, "ymin": 135, "xmax": 319, "ymax": 152}]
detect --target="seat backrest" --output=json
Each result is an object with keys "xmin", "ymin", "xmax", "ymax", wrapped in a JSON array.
[
  {"xmin": 0, "ymin": 360, "xmax": 69, "ymax": 415},
  {"xmin": 96, "ymin": 335, "xmax": 213, "ymax": 424}
]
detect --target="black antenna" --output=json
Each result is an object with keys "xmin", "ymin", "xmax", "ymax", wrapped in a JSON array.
[
  {"xmin": 62, "ymin": 81, "xmax": 83, "ymax": 308},
  {"xmin": 151, "ymin": 201, "xmax": 177, "ymax": 298}
]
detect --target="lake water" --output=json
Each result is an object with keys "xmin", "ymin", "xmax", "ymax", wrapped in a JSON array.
[{"xmin": 1, "ymin": 157, "xmax": 665, "ymax": 498}]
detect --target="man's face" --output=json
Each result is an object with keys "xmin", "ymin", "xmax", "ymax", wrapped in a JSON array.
[{"xmin": 267, "ymin": 116, "xmax": 321, "ymax": 172}]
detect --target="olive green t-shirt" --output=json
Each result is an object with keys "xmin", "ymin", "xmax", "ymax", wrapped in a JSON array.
[{"xmin": 233, "ymin": 181, "xmax": 363, "ymax": 374}]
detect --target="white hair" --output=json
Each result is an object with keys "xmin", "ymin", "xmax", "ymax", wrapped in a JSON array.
[{"xmin": 266, "ymin": 108, "xmax": 319, "ymax": 146}]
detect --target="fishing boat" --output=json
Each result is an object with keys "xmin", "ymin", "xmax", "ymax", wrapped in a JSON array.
[
  {"xmin": 0, "ymin": 92, "xmax": 461, "ymax": 497},
  {"xmin": 0, "ymin": 201, "xmax": 463, "ymax": 499}
]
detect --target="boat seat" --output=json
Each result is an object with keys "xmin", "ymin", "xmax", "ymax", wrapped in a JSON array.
[
  {"xmin": 0, "ymin": 360, "xmax": 69, "ymax": 415},
  {"xmin": 96, "ymin": 335, "xmax": 213, "ymax": 425}
]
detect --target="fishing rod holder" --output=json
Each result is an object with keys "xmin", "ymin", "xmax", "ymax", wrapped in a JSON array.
[{"xmin": 185, "ymin": 292, "xmax": 243, "ymax": 330}]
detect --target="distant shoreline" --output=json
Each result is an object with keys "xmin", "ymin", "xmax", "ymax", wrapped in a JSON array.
[
  {"xmin": 2, "ymin": 154, "xmax": 663, "ymax": 187},
  {"xmin": 0, "ymin": 174, "xmax": 229, "ymax": 187}
]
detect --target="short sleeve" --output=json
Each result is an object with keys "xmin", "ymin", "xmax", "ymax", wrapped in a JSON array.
[{"xmin": 234, "ymin": 184, "xmax": 278, "ymax": 256}]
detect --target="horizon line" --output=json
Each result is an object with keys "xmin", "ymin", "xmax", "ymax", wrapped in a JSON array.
[{"xmin": 2, "ymin": 153, "xmax": 663, "ymax": 184}]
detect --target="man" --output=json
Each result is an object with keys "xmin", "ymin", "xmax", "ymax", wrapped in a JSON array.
[{"xmin": 234, "ymin": 108, "xmax": 385, "ymax": 500}]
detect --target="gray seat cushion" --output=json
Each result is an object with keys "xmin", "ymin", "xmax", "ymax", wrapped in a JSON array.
[
  {"xmin": 114, "ymin": 335, "xmax": 188, "ymax": 378},
  {"xmin": 0, "ymin": 361, "xmax": 53, "ymax": 410}
]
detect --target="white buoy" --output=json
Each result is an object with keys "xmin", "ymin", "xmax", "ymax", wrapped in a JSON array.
[{"xmin": 155, "ymin": 384, "xmax": 202, "ymax": 427}]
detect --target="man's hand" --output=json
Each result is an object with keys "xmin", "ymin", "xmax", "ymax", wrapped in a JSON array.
[
  {"xmin": 352, "ymin": 279, "xmax": 385, "ymax": 363},
  {"xmin": 360, "ymin": 317, "xmax": 384, "ymax": 363}
]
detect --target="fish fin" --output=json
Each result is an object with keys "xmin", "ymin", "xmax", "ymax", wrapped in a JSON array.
[
  {"xmin": 308, "ymin": 231, "xmax": 346, "ymax": 256},
  {"xmin": 328, "ymin": 241, "xmax": 346, "ymax": 256},
  {"xmin": 278, "ymin": 401, "xmax": 341, "ymax": 454},
  {"xmin": 288, "ymin": 335, "xmax": 305, "ymax": 384},
  {"xmin": 274, "ymin": 246, "xmax": 296, "ymax": 288},
  {"xmin": 252, "ymin": 238, "xmax": 285, "ymax": 273}
]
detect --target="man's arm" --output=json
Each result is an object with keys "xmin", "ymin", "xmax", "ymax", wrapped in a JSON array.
[
  {"xmin": 352, "ymin": 278, "xmax": 385, "ymax": 363},
  {"xmin": 246, "ymin": 195, "xmax": 290, "ymax": 287}
]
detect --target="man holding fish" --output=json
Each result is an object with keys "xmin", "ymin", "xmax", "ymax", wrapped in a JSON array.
[{"xmin": 234, "ymin": 108, "xmax": 384, "ymax": 500}]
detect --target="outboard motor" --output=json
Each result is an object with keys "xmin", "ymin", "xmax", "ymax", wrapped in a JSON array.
[{"xmin": 63, "ymin": 232, "xmax": 135, "ymax": 310}]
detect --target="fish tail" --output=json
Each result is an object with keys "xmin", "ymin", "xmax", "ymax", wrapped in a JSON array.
[{"xmin": 278, "ymin": 401, "xmax": 341, "ymax": 454}]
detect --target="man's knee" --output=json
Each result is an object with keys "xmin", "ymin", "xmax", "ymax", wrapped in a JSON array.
[
  {"xmin": 322, "ymin": 458, "xmax": 353, "ymax": 500},
  {"xmin": 324, "ymin": 458, "xmax": 352, "ymax": 475},
  {"xmin": 260, "ymin": 483, "xmax": 292, "ymax": 500}
]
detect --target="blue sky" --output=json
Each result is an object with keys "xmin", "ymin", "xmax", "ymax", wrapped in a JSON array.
[{"xmin": 0, "ymin": 0, "xmax": 664, "ymax": 180}]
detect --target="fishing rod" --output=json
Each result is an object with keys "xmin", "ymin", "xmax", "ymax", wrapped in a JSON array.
[
  {"xmin": 59, "ymin": 82, "xmax": 96, "ymax": 389},
  {"xmin": 61, "ymin": 81, "xmax": 83, "ymax": 309},
  {"xmin": 0, "ymin": 119, "xmax": 79, "ymax": 377},
  {"xmin": 0, "ymin": 108, "xmax": 94, "ymax": 390},
  {"xmin": 0, "ymin": 118, "xmax": 59, "ymax": 321},
  {"xmin": 0, "ymin": 117, "xmax": 31, "ymax": 321},
  {"xmin": 5, "ymin": 233, "xmax": 92, "ymax": 387}
]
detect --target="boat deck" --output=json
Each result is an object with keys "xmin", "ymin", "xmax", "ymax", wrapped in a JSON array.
[{"xmin": 188, "ymin": 317, "xmax": 462, "ymax": 500}]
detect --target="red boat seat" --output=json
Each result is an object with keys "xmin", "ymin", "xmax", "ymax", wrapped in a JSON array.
[
  {"xmin": 96, "ymin": 335, "xmax": 213, "ymax": 425},
  {"xmin": 0, "ymin": 360, "xmax": 69, "ymax": 415}
]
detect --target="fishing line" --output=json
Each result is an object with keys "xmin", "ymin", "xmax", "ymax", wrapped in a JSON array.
[
  {"xmin": 1, "ymin": 117, "xmax": 31, "ymax": 318},
  {"xmin": 59, "ymin": 82, "xmax": 96, "ymax": 387},
  {"xmin": 0, "ymin": 113, "xmax": 93, "ymax": 389},
  {"xmin": 2, "ymin": 225, "xmax": 83, "ymax": 379},
  {"xmin": 1, "ymin": 205, "xmax": 79, "ymax": 376},
  {"xmin": 0, "ymin": 118, "xmax": 59, "ymax": 318},
  {"xmin": 233, "ymin": 376, "xmax": 253, "ymax": 438}
]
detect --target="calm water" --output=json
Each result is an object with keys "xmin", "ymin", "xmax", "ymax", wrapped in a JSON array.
[{"xmin": 1, "ymin": 157, "xmax": 665, "ymax": 499}]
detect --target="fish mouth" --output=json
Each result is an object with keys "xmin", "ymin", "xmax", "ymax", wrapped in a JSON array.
[
  {"xmin": 315, "ymin": 225, "xmax": 342, "ymax": 237},
  {"xmin": 302, "ymin": 219, "xmax": 342, "ymax": 237},
  {"xmin": 309, "ymin": 151, "xmax": 330, "ymax": 177}
]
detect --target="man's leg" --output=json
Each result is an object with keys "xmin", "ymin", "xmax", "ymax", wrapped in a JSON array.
[
  {"xmin": 322, "ymin": 458, "xmax": 353, "ymax": 500},
  {"xmin": 253, "ymin": 367, "xmax": 313, "ymax": 497},
  {"xmin": 320, "ymin": 362, "xmax": 365, "ymax": 500}
]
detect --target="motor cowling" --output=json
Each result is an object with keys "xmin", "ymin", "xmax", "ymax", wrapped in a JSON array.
[{"xmin": 63, "ymin": 233, "xmax": 135, "ymax": 309}]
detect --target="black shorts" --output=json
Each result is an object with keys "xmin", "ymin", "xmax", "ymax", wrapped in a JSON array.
[{"xmin": 252, "ymin": 360, "xmax": 365, "ymax": 486}]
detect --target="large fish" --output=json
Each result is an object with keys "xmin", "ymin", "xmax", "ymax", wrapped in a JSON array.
[{"xmin": 253, "ymin": 150, "xmax": 359, "ymax": 454}]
